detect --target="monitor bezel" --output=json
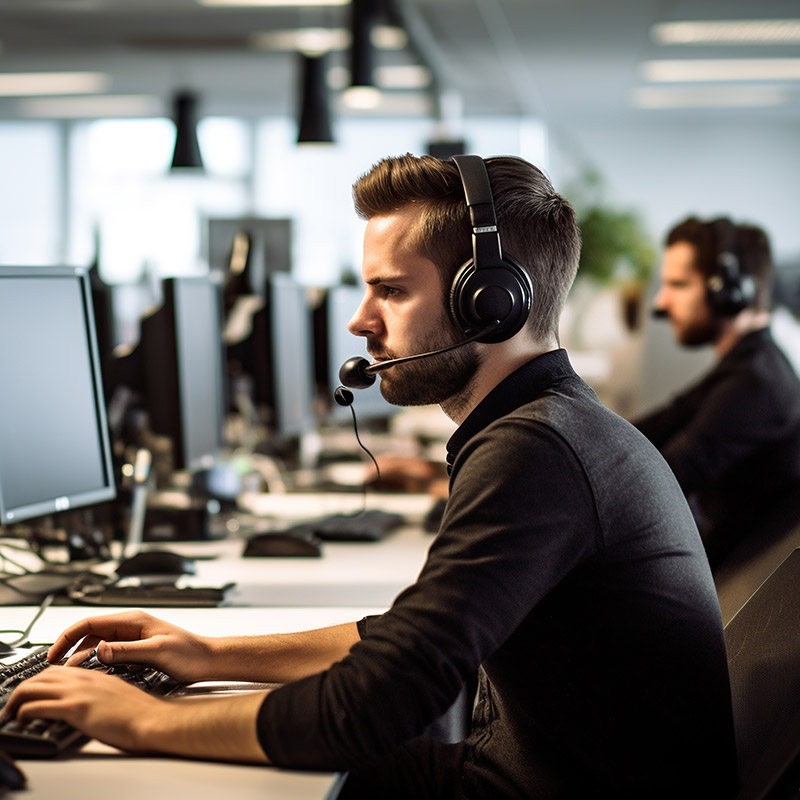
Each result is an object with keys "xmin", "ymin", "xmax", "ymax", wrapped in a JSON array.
[
  {"xmin": 0, "ymin": 265, "xmax": 117, "ymax": 525},
  {"xmin": 166, "ymin": 274, "xmax": 228, "ymax": 471}
]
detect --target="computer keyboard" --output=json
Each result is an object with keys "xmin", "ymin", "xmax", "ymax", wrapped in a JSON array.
[
  {"xmin": 0, "ymin": 646, "xmax": 182, "ymax": 757},
  {"xmin": 308, "ymin": 509, "xmax": 406, "ymax": 542},
  {"xmin": 66, "ymin": 579, "xmax": 235, "ymax": 607}
]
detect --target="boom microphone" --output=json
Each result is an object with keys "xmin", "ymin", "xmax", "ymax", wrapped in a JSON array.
[{"xmin": 338, "ymin": 321, "xmax": 500, "ymax": 390}]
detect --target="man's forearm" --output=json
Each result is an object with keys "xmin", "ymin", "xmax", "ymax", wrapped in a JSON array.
[
  {"xmin": 203, "ymin": 622, "xmax": 361, "ymax": 683},
  {"xmin": 139, "ymin": 691, "xmax": 271, "ymax": 763}
]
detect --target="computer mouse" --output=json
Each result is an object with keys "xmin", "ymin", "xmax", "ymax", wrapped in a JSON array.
[
  {"xmin": 242, "ymin": 528, "xmax": 322, "ymax": 558},
  {"xmin": 115, "ymin": 550, "xmax": 197, "ymax": 577},
  {"xmin": 0, "ymin": 748, "xmax": 26, "ymax": 790}
]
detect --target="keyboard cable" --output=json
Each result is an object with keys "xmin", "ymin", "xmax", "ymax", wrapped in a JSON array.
[{"xmin": 0, "ymin": 593, "xmax": 56, "ymax": 652}]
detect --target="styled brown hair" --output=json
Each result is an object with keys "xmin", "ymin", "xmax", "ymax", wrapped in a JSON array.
[
  {"xmin": 666, "ymin": 216, "xmax": 773, "ymax": 311},
  {"xmin": 352, "ymin": 153, "xmax": 580, "ymax": 343}
]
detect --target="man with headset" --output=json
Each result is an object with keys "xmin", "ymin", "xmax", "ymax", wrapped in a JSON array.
[
  {"xmin": 5, "ymin": 156, "xmax": 738, "ymax": 798},
  {"xmin": 634, "ymin": 217, "xmax": 800, "ymax": 570}
]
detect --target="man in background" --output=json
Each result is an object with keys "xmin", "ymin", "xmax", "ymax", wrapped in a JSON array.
[{"xmin": 634, "ymin": 216, "xmax": 800, "ymax": 570}]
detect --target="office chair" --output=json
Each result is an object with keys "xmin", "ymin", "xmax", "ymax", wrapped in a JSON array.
[
  {"xmin": 724, "ymin": 547, "xmax": 800, "ymax": 799},
  {"xmin": 716, "ymin": 485, "xmax": 800, "ymax": 626}
]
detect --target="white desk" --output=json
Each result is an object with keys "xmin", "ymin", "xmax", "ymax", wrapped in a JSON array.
[
  {"xmin": 169, "ymin": 525, "xmax": 431, "ymax": 607},
  {"xmin": 3, "ymin": 604, "xmax": 384, "ymax": 800},
  {"xmin": 151, "ymin": 491, "xmax": 436, "ymax": 607}
]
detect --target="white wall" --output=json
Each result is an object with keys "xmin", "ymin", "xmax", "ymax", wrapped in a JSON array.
[{"xmin": 548, "ymin": 116, "xmax": 800, "ymax": 413}]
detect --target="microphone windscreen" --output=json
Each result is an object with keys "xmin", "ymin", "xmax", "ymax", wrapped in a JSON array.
[
  {"xmin": 339, "ymin": 356, "xmax": 376, "ymax": 389},
  {"xmin": 333, "ymin": 386, "xmax": 354, "ymax": 407}
]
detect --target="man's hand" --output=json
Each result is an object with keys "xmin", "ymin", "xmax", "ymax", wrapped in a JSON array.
[
  {"xmin": 2, "ymin": 666, "xmax": 270, "ymax": 763},
  {"xmin": 2, "ymin": 666, "xmax": 166, "ymax": 753},
  {"xmin": 47, "ymin": 611, "xmax": 214, "ymax": 683}
]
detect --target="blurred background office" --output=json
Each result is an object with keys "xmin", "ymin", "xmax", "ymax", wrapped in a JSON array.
[{"xmin": 0, "ymin": 0, "xmax": 798, "ymax": 423}]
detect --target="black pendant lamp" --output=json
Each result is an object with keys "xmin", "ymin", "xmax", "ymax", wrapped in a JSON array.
[
  {"xmin": 170, "ymin": 91, "xmax": 204, "ymax": 171},
  {"xmin": 297, "ymin": 52, "xmax": 334, "ymax": 145},
  {"xmin": 350, "ymin": 0, "xmax": 377, "ymax": 89}
]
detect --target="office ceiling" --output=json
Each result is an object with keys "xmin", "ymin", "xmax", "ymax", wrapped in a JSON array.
[{"xmin": 0, "ymin": 0, "xmax": 798, "ymax": 127}]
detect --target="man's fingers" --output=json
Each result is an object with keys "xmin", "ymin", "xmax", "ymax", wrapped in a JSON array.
[
  {"xmin": 48, "ymin": 612, "xmax": 155, "ymax": 662},
  {"xmin": 62, "ymin": 638, "xmax": 102, "ymax": 666}
]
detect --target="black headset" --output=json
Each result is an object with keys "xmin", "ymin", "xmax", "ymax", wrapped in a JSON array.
[
  {"xmin": 449, "ymin": 155, "xmax": 533, "ymax": 343},
  {"xmin": 707, "ymin": 218, "xmax": 756, "ymax": 317}
]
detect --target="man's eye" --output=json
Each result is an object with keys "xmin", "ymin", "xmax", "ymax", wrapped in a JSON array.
[{"xmin": 380, "ymin": 285, "xmax": 401, "ymax": 297}]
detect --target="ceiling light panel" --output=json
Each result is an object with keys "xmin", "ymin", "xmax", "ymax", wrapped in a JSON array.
[
  {"xmin": 652, "ymin": 19, "xmax": 800, "ymax": 45},
  {"xmin": 249, "ymin": 25, "xmax": 405, "ymax": 54},
  {"xmin": 642, "ymin": 59, "xmax": 800, "ymax": 82},
  {"xmin": 197, "ymin": 0, "xmax": 348, "ymax": 7},
  {"xmin": 0, "ymin": 72, "xmax": 111, "ymax": 96},
  {"xmin": 632, "ymin": 85, "xmax": 790, "ymax": 108},
  {"xmin": 18, "ymin": 94, "xmax": 161, "ymax": 118}
]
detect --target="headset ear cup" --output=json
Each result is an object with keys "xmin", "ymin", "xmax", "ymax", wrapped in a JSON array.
[
  {"xmin": 450, "ymin": 253, "xmax": 533, "ymax": 343},
  {"xmin": 707, "ymin": 262, "xmax": 757, "ymax": 317}
]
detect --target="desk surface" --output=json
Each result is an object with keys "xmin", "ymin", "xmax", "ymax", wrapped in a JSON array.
[
  {"xmin": 176, "ymin": 525, "xmax": 432, "ymax": 607},
  {"xmin": 150, "ymin": 491, "xmax": 435, "ymax": 607},
  {"xmin": 2, "ymin": 604, "xmax": 381, "ymax": 800}
]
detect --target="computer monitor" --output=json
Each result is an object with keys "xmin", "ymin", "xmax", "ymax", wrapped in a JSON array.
[
  {"xmin": 139, "ymin": 275, "xmax": 228, "ymax": 472},
  {"xmin": 0, "ymin": 266, "xmax": 116, "ymax": 524},
  {"xmin": 773, "ymin": 264, "xmax": 800, "ymax": 313},
  {"xmin": 314, "ymin": 285, "xmax": 394, "ymax": 423},
  {"xmin": 228, "ymin": 272, "xmax": 316, "ymax": 440},
  {"xmin": 207, "ymin": 217, "xmax": 293, "ymax": 311}
]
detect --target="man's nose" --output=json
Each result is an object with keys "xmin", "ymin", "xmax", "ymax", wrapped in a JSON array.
[{"xmin": 348, "ymin": 294, "xmax": 378, "ymax": 338}]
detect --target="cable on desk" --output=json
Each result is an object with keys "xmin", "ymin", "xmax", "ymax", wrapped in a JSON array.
[{"xmin": 0, "ymin": 593, "xmax": 56, "ymax": 650}]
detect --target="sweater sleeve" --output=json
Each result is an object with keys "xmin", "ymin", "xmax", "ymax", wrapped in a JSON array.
[{"xmin": 256, "ymin": 418, "xmax": 597, "ymax": 769}]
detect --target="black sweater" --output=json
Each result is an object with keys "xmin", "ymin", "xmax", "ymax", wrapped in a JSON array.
[
  {"xmin": 258, "ymin": 350, "xmax": 738, "ymax": 798},
  {"xmin": 635, "ymin": 328, "xmax": 800, "ymax": 567}
]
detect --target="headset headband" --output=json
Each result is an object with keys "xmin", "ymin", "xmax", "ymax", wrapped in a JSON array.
[{"xmin": 451, "ymin": 155, "xmax": 505, "ymax": 269}]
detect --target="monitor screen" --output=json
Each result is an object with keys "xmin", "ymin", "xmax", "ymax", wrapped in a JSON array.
[
  {"xmin": 0, "ymin": 266, "xmax": 116, "ymax": 524},
  {"xmin": 141, "ymin": 275, "xmax": 227, "ymax": 471}
]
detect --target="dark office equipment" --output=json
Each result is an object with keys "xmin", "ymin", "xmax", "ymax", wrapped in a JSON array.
[
  {"xmin": 242, "ymin": 529, "xmax": 322, "ymax": 558},
  {"xmin": 142, "ymin": 501, "xmax": 215, "ymax": 542},
  {"xmin": 310, "ymin": 509, "xmax": 405, "ymax": 542},
  {"xmin": 146, "ymin": 276, "xmax": 227, "ymax": 471},
  {"xmin": 0, "ymin": 749, "xmax": 25, "ymax": 790},
  {"xmin": 0, "ymin": 647, "xmax": 182, "ymax": 757},
  {"xmin": 0, "ymin": 266, "xmax": 116, "ymax": 526},
  {"xmin": 207, "ymin": 217, "xmax": 292, "ymax": 307},
  {"xmin": 724, "ymin": 547, "xmax": 800, "ymax": 799},
  {"xmin": 88, "ymin": 263, "xmax": 116, "ymax": 400},
  {"xmin": 230, "ymin": 272, "xmax": 317, "ymax": 441},
  {"xmin": 108, "ymin": 275, "xmax": 228, "ymax": 474},
  {"xmin": 115, "ymin": 549, "xmax": 196, "ymax": 577},
  {"xmin": 66, "ymin": 580, "xmax": 233, "ymax": 608},
  {"xmin": 427, "ymin": 139, "xmax": 466, "ymax": 159},
  {"xmin": 313, "ymin": 285, "xmax": 394, "ymax": 423},
  {"xmin": 773, "ymin": 263, "xmax": 800, "ymax": 313}
]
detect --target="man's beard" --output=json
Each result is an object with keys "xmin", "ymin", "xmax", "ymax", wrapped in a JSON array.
[
  {"xmin": 368, "ymin": 319, "xmax": 481, "ymax": 408},
  {"xmin": 676, "ymin": 315, "xmax": 721, "ymax": 347}
]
